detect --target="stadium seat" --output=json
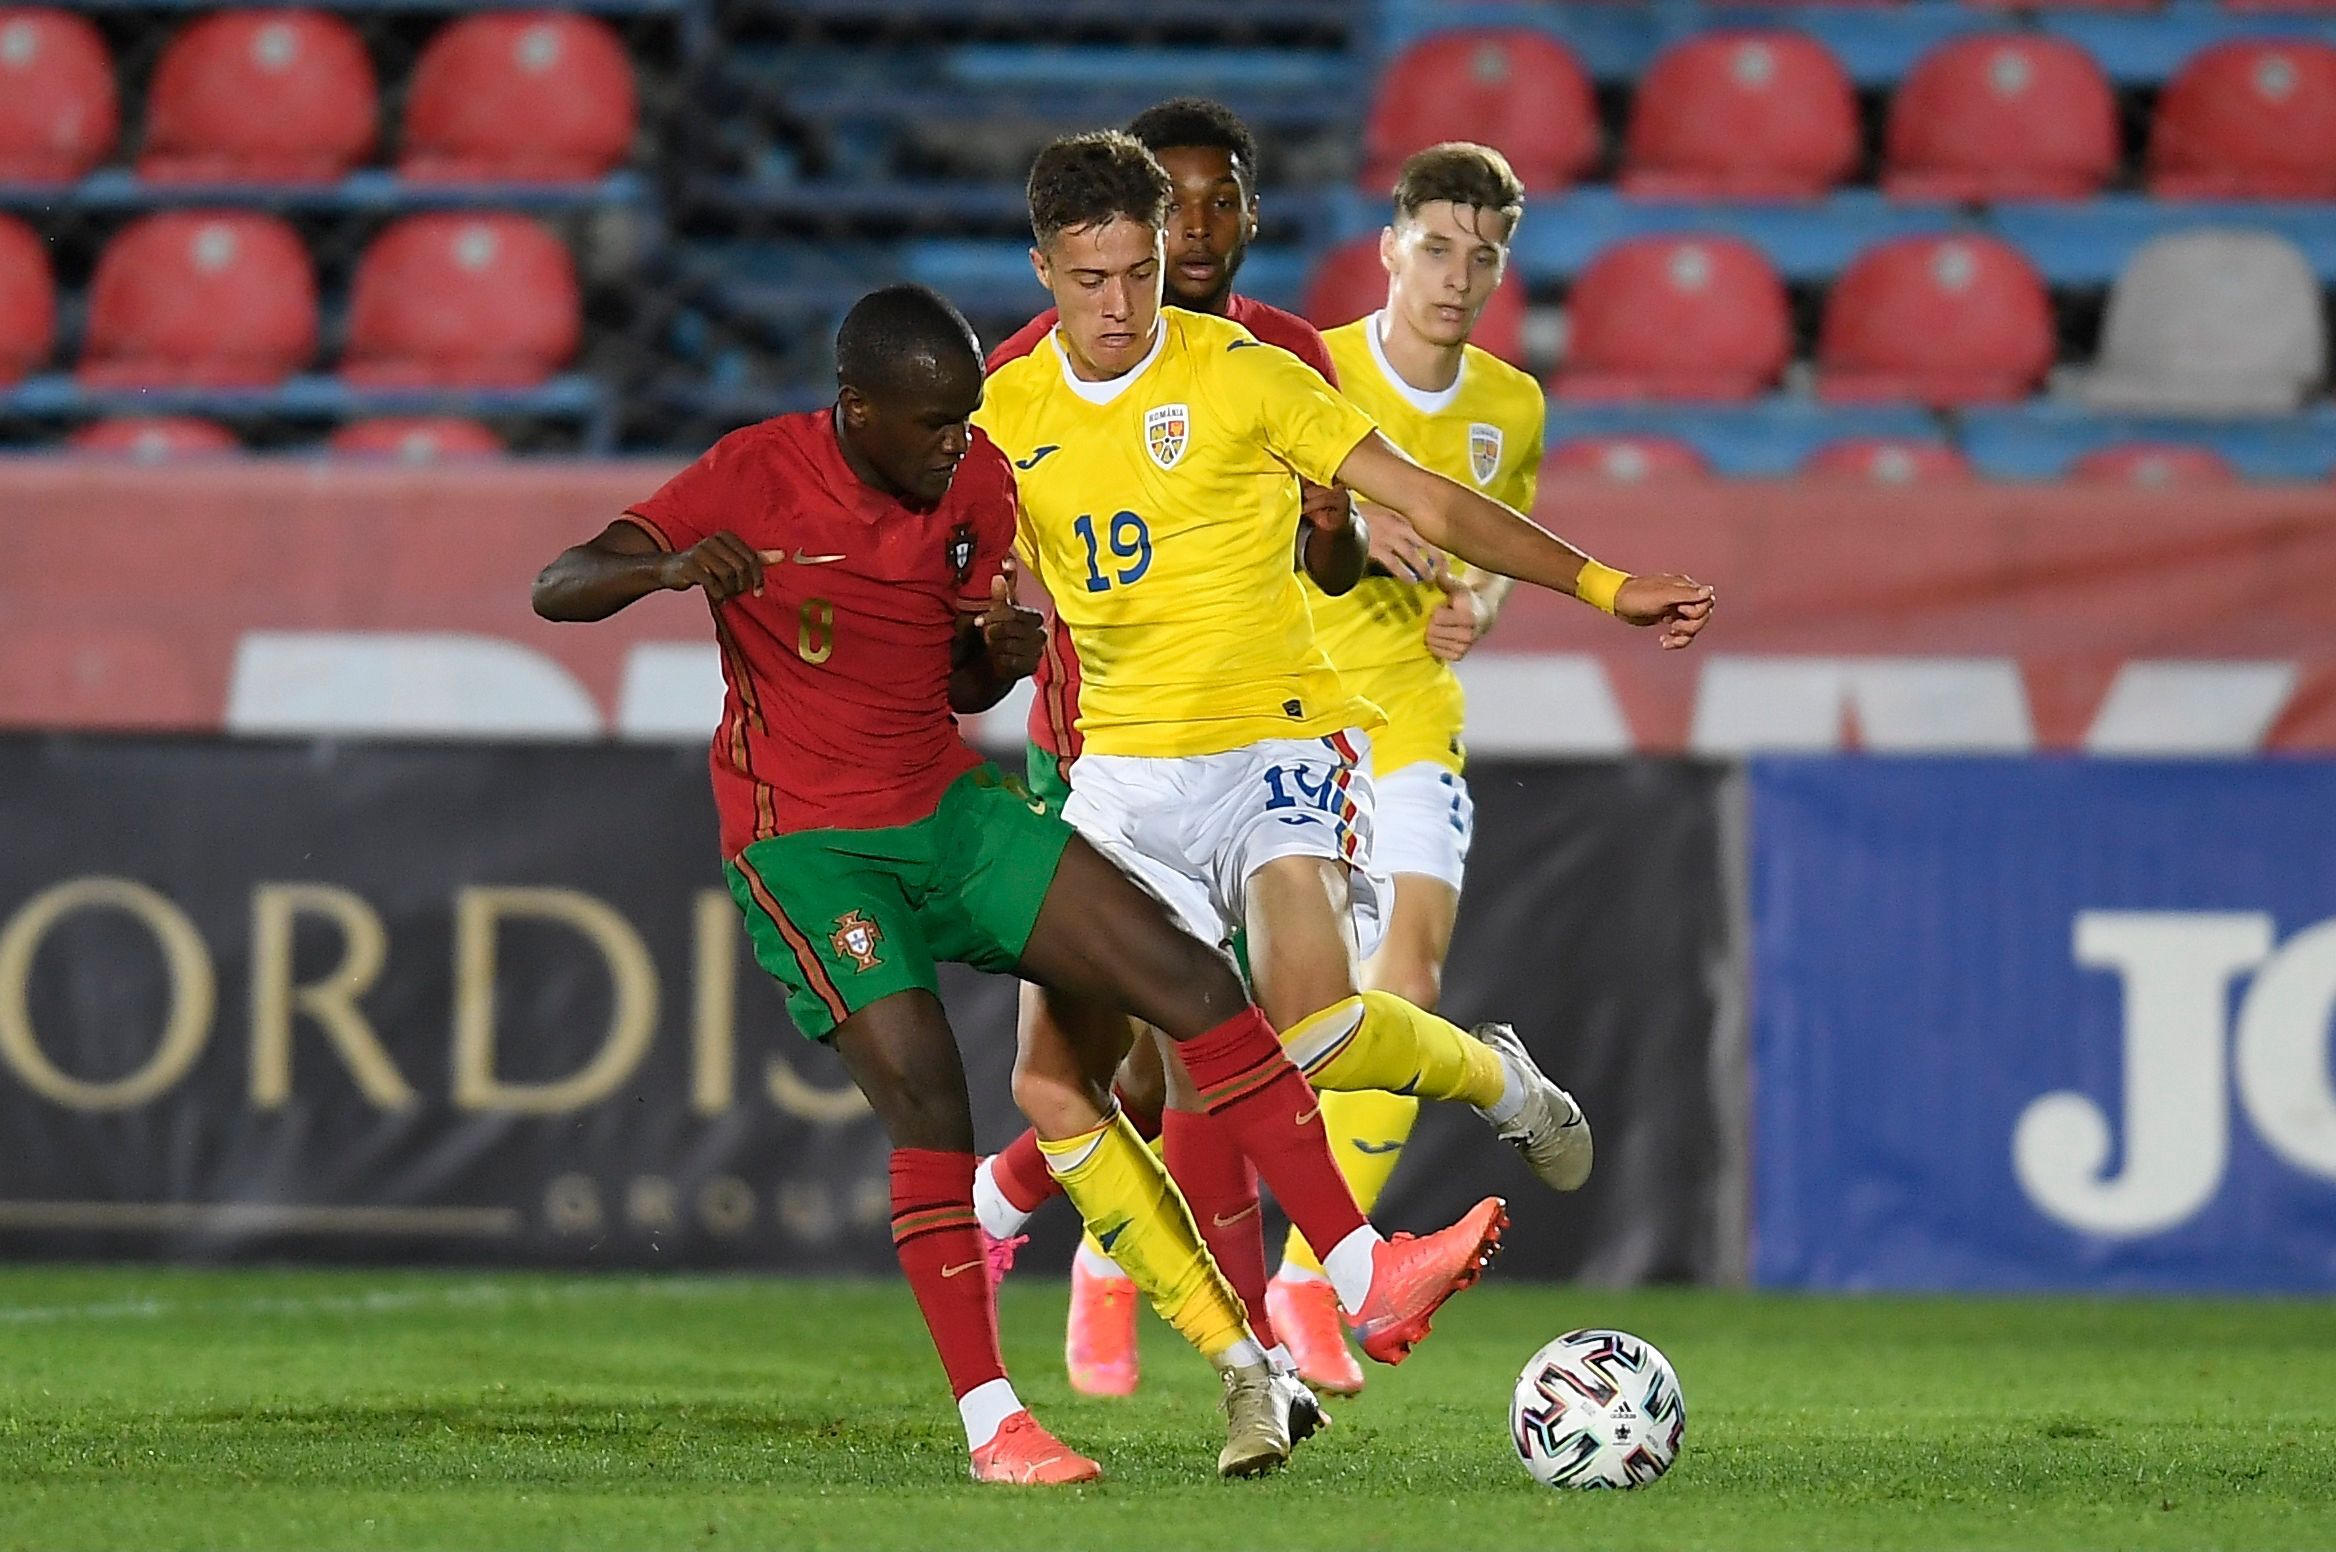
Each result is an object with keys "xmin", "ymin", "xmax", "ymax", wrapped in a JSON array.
[
  {"xmin": 342, "ymin": 214, "xmax": 579, "ymax": 387},
  {"xmin": 2074, "ymin": 230, "xmax": 2326, "ymax": 414},
  {"xmin": 1551, "ymin": 236, "xmax": 1790, "ymax": 401},
  {"xmin": 0, "ymin": 214, "xmax": 55, "ymax": 383},
  {"xmin": 1360, "ymin": 30, "xmax": 1598, "ymax": 193},
  {"xmin": 1885, "ymin": 35, "xmax": 2118, "ymax": 200},
  {"xmin": 0, "ymin": 8, "xmax": 117, "ymax": 182},
  {"xmin": 1817, "ymin": 236, "xmax": 2053, "ymax": 405},
  {"xmin": 1800, "ymin": 438, "xmax": 1977, "ymax": 485},
  {"xmin": 81, "ymin": 212, "xmax": 317, "ymax": 386},
  {"xmin": 1622, "ymin": 32, "xmax": 1859, "ymax": 199},
  {"xmin": 401, "ymin": 13, "xmax": 636, "ymax": 182},
  {"xmin": 329, "ymin": 417, "xmax": 504, "ymax": 460},
  {"xmin": 1544, "ymin": 436, "xmax": 1713, "ymax": 483},
  {"xmin": 140, "ymin": 10, "xmax": 377, "ymax": 183},
  {"xmin": 69, "ymin": 417, "xmax": 240, "ymax": 459},
  {"xmin": 2148, "ymin": 41, "xmax": 2336, "ymax": 199},
  {"xmin": 1299, "ymin": 236, "xmax": 1527, "ymax": 367},
  {"xmin": 2068, "ymin": 442, "xmax": 2241, "ymax": 486}
]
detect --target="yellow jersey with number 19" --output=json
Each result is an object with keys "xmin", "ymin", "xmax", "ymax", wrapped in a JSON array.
[
  {"xmin": 975, "ymin": 307, "xmax": 1383, "ymax": 759},
  {"xmin": 1304, "ymin": 313, "xmax": 1547, "ymax": 777}
]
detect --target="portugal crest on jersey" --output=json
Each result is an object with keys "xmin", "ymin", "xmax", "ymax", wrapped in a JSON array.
[
  {"xmin": 829, "ymin": 910, "xmax": 885, "ymax": 972},
  {"xmin": 1468, "ymin": 423, "xmax": 1503, "ymax": 487},
  {"xmin": 946, "ymin": 524, "xmax": 974, "ymax": 584},
  {"xmin": 1144, "ymin": 403, "xmax": 1190, "ymax": 470}
]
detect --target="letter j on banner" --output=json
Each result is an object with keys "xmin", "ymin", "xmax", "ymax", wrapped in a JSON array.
[{"xmin": 1749, "ymin": 758, "xmax": 2336, "ymax": 1293}]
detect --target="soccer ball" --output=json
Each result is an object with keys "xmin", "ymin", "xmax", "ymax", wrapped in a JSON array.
[{"xmin": 1509, "ymin": 1328, "xmax": 1686, "ymax": 1489}]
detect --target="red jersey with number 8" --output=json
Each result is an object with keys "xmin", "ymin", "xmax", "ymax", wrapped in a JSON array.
[{"xmin": 622, "ymin": 410, "xmax": 1017, "ymax": 855}]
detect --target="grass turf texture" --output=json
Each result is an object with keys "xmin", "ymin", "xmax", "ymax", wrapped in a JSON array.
[{"xmin": 0, "ymin": 1269, "xmax": 2329, "ymax": 1551}]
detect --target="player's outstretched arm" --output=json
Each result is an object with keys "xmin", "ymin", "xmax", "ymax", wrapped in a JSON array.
[
  {"xmin": 531, "ymin": 519, "xmax": 765, "ymax": 623},
  {"xmin": 1334, "ymin": 433, "xmax": 1716, "ymax": 650}
]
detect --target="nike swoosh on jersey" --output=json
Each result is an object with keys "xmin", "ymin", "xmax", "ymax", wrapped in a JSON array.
[
  {"xmin": 1351, "ymin": 1139, "xmax": 1404, "ymax": 1156},
  {"xmin": 940, "ymin": 1260, "xmax": 984, "ymax": 1278},
  {"xmin": 1227, "ymin": 340, "xmax": 1264, "ymax": 351},
  {"xmin": 1211, "ymin": 1204, "xmax": 1260, "ymax": 1228},
  {"xmin": 1014, "ymin": 445, "xmax": 1061, "ymax": 469},
  {"xmin": 1294, "ymin": 1104, "xmax": 1321, "ymax": 1126},
  {"xmin": 792, "ymin": 550, "xmax": 847, "ymax": 564}
]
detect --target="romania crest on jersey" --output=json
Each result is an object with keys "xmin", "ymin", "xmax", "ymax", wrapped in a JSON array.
[
  {"xmin": 1469, "ymin": 422, "xmax": 1503, "ymax": 487},
  {"xmin": 1144, "ymin": 403, "xmax": 1189, "ymax": 470}
]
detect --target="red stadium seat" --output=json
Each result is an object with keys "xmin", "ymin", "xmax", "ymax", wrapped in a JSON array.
[
  {"xmin": 1299, "ymin": 235, "xmax": 1528, "ymax": 367},
  {"xmin": 342, "ymin": 214, "xmax": 578, "ymax": 387},
  {"xmin": 81, "ymin": 212, "xmax": 316, "ymax": 386},
  {"xmin": 1623, "ymin": 32, "xmax": 1859, "ymax": 198},
  {"xmin": 1817, "ymin": 235, "xmax": 2054, "ymax": 405},
  {"xmin": 402, "ymin": 13, "xmax": 636, "ymax": 181},
  {"xmin": 1800, "ymin": 438, "xmax": 1976, "ymax": 485},
  {"xmin": 140, "ymin": 10, "xmax": 377, "ymax": 183},
  {"xmin": 2148, "ymin": 41, "xmax": 2336, "ymax": 198},
  {"xmin": 69, "ymin": 417, "xmax": 240, "ymax": 459},
  {"xmin": 0, "ymin": 8, "xmax": 117, "ymax": 181},
  {"xmin": 1885, "ymin": 35, "xmax": 2118, "ymax": 199},
  {"xmin": 329, "ymin": 416, "xmax": 504, "ymax": 460},
  {"xmin": 1551, "ymin": 236, "xmax": 1790, "ymax": 401},
  {"xmin": 1361, "ymin": 30, "xmax": 1598, "ymax": 193},
  {"xmin": 0, "ymin": 214, "xmax": 55, "ymax": 383},
  {"xmin": 1544, "ymin": 436, "xmax": 1713, "ymax": 483},
  {"xmin": 2068, "ymin": 442, "xmax": 2240, "ymax": 487}
]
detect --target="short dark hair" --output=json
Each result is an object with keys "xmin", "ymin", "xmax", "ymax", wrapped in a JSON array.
[
  {"xmin": 1026, "ymin": 131, "xmax": 1173, "ymax": 247},
  {"xmin": 833, "ymin": 283, "xmax": 981, "ymax": 394},
  {"xmin": 1392, "ymin": 142, "xmax": 1526, "ymax": 237},
  {"xmin": 1125, "ymin": 97, "xmax": 1258, "ymax": 188}
]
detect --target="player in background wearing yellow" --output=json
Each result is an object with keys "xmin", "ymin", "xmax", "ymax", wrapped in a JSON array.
[
  {"xmin": 975, "ymin": 131, "xmax": 1714, "ymax": 1407},
  {"xmin": 1267, "ymin": 143, "xmax": 1545, "ymax": 1397}
]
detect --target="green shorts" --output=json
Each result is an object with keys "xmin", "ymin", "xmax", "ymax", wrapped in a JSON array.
[
  {"xmin": 1016, "ymin": 737, "xmax": 1255, "ymax": 985},
  {"xmin": 1023, "ymin": 736, "xmax": 1073, "ymax": 816},
  {"xmin": 726, "ymin": 765, "xmax": 1074, "ymax": 1041}
]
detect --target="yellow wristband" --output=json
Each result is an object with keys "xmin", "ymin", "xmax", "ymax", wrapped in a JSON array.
[{"xmin": 1575, "ymin": 560, "xmax": 1630, "ymax": 615}]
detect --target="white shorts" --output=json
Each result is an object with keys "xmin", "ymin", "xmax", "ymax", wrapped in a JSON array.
[
  {"xmin": 1368, "ymin": 762, "xmax": 1474, "ymax": 892},
  {"xmin": 1060, "ymin": 729, "xmax": 1389, "ymax": 959}
]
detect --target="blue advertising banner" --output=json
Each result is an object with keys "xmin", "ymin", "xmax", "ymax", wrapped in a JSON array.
[{"xmin": 1751, "ymin": 758, "xmax": 2336, "ymax": 1291}]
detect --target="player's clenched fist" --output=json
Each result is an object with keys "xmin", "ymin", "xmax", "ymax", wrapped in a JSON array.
[
  {"xmin": 1615, "ymin": 574, "xmax": 1716, "ymax": 651},
  {"xmin": 973, "ymin": 559, "xmax": 1046, "ymax": 681},
  {"xmin": 659, "ymin": 531, "xmax": 764, "ymax": 602}
]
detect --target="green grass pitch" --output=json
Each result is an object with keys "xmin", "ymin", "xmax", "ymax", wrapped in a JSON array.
[{"xmin": 1, "ymin": 1266, "xmax": 2329, "ymax": 1551}]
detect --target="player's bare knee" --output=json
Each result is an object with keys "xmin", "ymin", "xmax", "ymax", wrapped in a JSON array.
[
  {"xmin": 1011, "ymin": 1061, "xmax": 1104, "ymax": 1141},
  {"xmin": 1373, "ymin": 957, "xmax": 1443, "ymax": 1013}
]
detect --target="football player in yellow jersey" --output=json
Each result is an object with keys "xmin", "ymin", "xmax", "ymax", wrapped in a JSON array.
[
  {"xmin": 976, "ymin": 131, "xmax": 1713, "ymax": 1389},
  {"xmin": 1267, "ymin": 143, "xmax": 1547, "ymax": 1397}
]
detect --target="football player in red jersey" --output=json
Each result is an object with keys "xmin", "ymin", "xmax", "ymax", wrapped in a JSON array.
[
  {"xmin": 533, "ymin": 284, "xmax": 1507, "ymax": 1483},
  {"xmin": 975, "ymin": 97, "xmax": 1365, "ymax": 1404}
]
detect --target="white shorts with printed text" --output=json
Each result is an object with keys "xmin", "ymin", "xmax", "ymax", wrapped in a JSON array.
[
  {"xmin": 1367, "ymin": 762, "xmax": 1474, "ymax": 892},
  {"xmin": 1060, "ymin": 729, "xmax": 1389, "ymax": 960}
]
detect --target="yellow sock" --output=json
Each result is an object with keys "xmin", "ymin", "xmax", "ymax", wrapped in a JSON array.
[
  {"xmin": 1281, "ymin": 1087, "xmax": 1421, "ymax": 1276},
  {"xmin": 1282, "ymin": 990, "xmax": 1505, "ymax": 1109},
  {"xmin": 1077, "ymin": 1135, "xmax": 1167, "ymax": 1268},
  {"xmin": 1039, "ymin": 1113, "xmax": 1250, "ymax": 1364}
]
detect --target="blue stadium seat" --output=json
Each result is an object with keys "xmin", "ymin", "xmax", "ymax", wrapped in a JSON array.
[
  {"xmin": 1542, "ymin": 399, "xmax": 1941, "ymax": 477},
  {"xmin": 1959, "ymin": 401, "xmax": 2336, "ymax": 479},
  {"xmin": 1991, "ymin": 199, "xmax": 2336, "ymax": 286}
]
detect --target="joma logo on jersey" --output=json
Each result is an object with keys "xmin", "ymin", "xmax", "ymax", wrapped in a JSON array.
[
  {"xmin": 829, "ymin": 911, "xmax": 885, "ymax": 972},
  {"xmin": 1144, "ymin": 404, "xmax": 1190, "ymax": 470},
  {"xmin": 1469, "ymin": 423, "xmax": 1503, "ymax": 486}
]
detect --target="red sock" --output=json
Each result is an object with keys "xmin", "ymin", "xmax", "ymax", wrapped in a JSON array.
[
  {"xmin": 992, "ymin": 1081, "xmax": 1164, "ymax": 1216},
  {"xmin": 1161, "ymin": 1107, "xmax": 1275, "ymax": 1348},
  {"xmin": 1174, "ymin": 1006, "xmax": 1369, "ymax": 1264},
  {"xmin": 890, "ymin": 1149, "xmax": 1007, "ymax": 1400}
]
